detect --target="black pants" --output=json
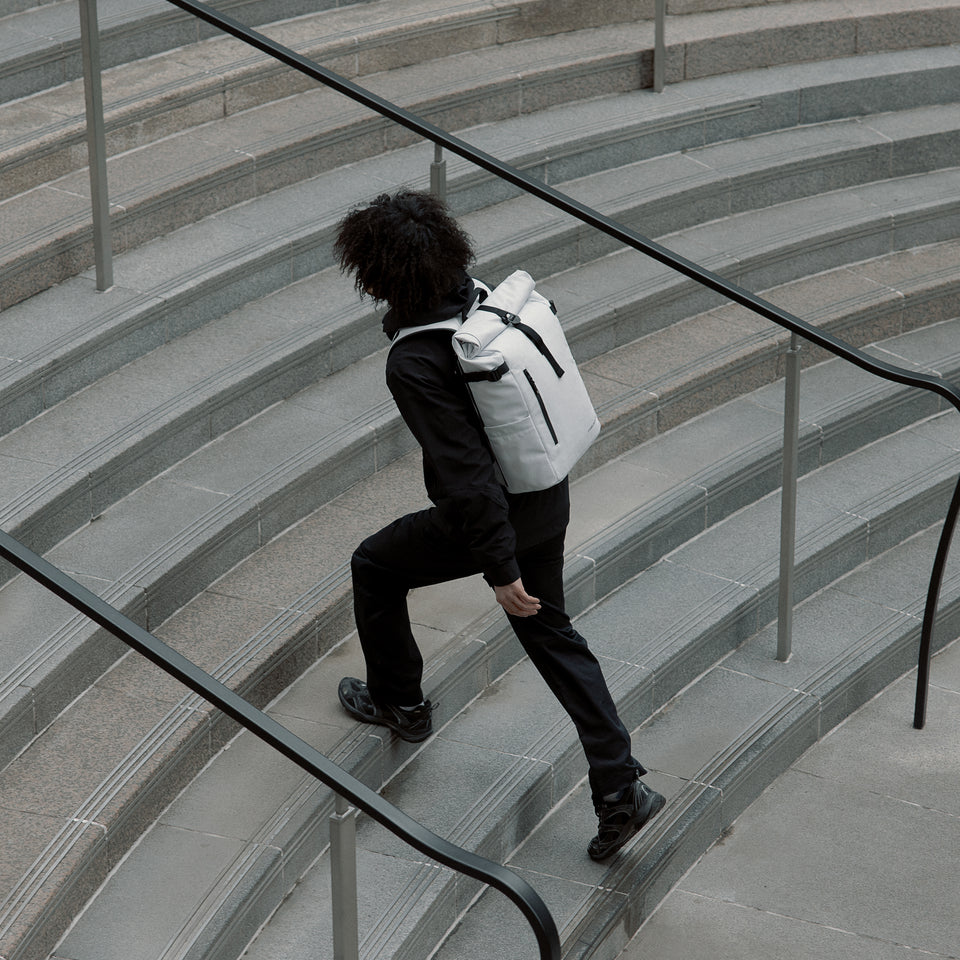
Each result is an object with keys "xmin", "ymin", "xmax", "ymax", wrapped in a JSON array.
[{"xmin": 350, "ymin": 507, "xmax": 644, "ymax": 801}]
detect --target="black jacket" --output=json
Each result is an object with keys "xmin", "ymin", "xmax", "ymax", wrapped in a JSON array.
[{"xmin": 384, "ymin": 275, "xmax": 569, "ymax": 586}]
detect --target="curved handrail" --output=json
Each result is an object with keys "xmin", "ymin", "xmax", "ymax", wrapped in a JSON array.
[
  {"xmin": 0, "ymin": 529, "xmax": 560, "ymax": 959},
  {"xmin": 162, "ymin": 0, "xmax": 960, "ymax": 727}
]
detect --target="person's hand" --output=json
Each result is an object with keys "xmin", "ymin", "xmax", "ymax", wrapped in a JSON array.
[{"xmin": 494, "ymin": 578, "xmax": 541, "ymax": 617}]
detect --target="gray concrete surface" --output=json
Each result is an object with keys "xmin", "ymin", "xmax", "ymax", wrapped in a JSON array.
[{"xmin": 619, "ymin": 638, "xmax": 960, "ymax": 960}]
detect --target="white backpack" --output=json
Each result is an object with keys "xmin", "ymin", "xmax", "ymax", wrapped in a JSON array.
[{"xmin": 392, "ymin": 271, "xmax": 600, "ymax": 493}]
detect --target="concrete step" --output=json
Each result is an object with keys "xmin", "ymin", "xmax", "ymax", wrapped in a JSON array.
[
  {"xmin": 3, "ymin": 83, "xmax": 959, "ymax": 571},
  {"xmin": 614, "ymin": 633, "xmax": 960, "ymax": 960},
  {"xmin": 2, "ymin": 295, "xmax": 947, "ymax": 959},
  {"xmin": 240, "ymin": 414, "xmax": 960, "ymax": 960},
  {"xmin": 4, "ymin": 0, "xmax": 960, "ymax": 306},
  {"xmin": 0, "ymin": 6, "xmax": 655, "ymax": 306},
  {"xmin": 428, "ymin": 519, "xmax": 960, "ymax": 960},
  {"xmin": 0, "ymin": 33, "xmax": 955, "ymax": 960},
  {"xmin": 0, "ymin": 0, "xmax": 641, "ymax": 189},
  {"xmin": 4, "ymin": 0, "xmax": 957, "ymax": 177},
  {"xmin": 4, "ymin": 44, "xmax": 956, "ymax": 398},
  {"xmin": 2, "ymin": 158, "xmax": 959, "ymax": 958},
  {"xmin": 0, "ymin": 0, "xmax": 380, "ymax": 103},
  {"xmin": 1, "ymin": 232, "xmax": 958, "ymax": 955},
  {"xmin": 4, "ymin": 103, "xmax": 959, "ymax": 566},
  {"xmin": 52, "ymin": 364, "xmax": 960, "ymax": 960},
  {"xmin": 0, "ymin": 0, "xmax": 62, "ymax": 16},
  {"xmin": 2, "ymin": 166, "xmax": 958, "ymax": 769}
]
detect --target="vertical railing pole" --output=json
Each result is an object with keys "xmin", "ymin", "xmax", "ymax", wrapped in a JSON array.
[
  {"xmin": 330, "ymin": 794, "xmax": 359, "ymax": 960},
  {"xmin": 777, "ymin": 333, "xmax": 801, "ymax": 662},
  {"xmin": 653, "ymin": 0, "xmax": 666, "ymax": 93},
  {"xmin": 430, "ymin": 143, "xmax": 447, "ymax": 201},
  {"xmin": 78, "ymin": 0, "xmax": 114, "ymax": 291}
]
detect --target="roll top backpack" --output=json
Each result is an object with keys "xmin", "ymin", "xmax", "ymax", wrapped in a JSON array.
[{"xmin": 392, "ymin": 270, "xmax": 601, "ymax": 493}]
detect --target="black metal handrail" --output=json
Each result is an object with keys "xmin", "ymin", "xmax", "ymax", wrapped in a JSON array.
[
  {"xmin": 0, "ymin": 529, "xmax": 561, "ymax": 959},
  {"xmin": 160, "ymin": 0, "xmax": 960, "ymax": 727}
]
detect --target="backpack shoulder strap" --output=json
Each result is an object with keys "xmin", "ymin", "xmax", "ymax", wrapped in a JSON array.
[
  {"xmin": 389, "ymin": 281, "xmax": 486, "ymax": 349},
  {"xmin": 389, "ymin": 316, "xmax": 461, "ymax": 348}
]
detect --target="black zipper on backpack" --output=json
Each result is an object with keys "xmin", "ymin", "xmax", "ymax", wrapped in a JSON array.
[{"xmin": 524, "ymin": 369, "xmax": 559, "ymax": 445}]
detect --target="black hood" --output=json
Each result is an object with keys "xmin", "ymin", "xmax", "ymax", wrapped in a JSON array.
[{"xmin": 382, "ymin": 272, "xmax": 479, "ymax": 339}]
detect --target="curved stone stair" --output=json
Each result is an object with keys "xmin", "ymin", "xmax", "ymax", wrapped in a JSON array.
[
  {"xmin": 4, "ymin": 42, "xmax": 958, "ymax": 430},
  {"xmin": 50, "ymin": 315, "xmax": 960, "ymax": 960},
  {"xmin": 426, "ymin": 522, "xmax": 960, "ymax": 960},
  {"xmin": 1, "ymin": 0, "xmax": 652, "ymax": 306},
  {"xmin": 0, "ymin": 4, "xmax": 958, "ymax": 958},
  {"xmin": 3, "ymin": 154, "xmax": 960, "ymax": 780},
  {"xmin": 5, "ymin": 122, "xmax": 960, "ymax": 553},
  {"xmin": 3, "ymin": 0, "xmax": 960, "ymax": 307},
  {"xmin": 3, "ymin": 245, "xmax": 957, "ymax": 957},
  {"xmin": 0, "ymin": 0, "xmax": 373, "ymax": 103},
  {"xmin": 4, "ymin": 52, "xmax": 960, "ymax": 563}
]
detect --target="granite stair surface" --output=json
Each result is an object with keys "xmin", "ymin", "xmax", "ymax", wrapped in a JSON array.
[
  {"xmin": 51, "ymin": 322, "xmax": 960, "ymax": 960},
  {"xmin": 3, "ymin": 126, "xmax": 959, "ymax": 800},
  {"xmin": 3, "ymin": 42, "xmax": 960, "ymax": 426},
  {"xmin": 0, "ymin": 1, "xmax": 959, "ymax": 958},
  {"xmin": 3, "ymin": 0, "xmax": 960, "ymax": 306},
  {"xmin": 5, "ymin": 42, "xmax": 959, "ymax": 782},
  {"xmin": 25, "ymin": 295, "xmax": 960, "ymax": 960}
]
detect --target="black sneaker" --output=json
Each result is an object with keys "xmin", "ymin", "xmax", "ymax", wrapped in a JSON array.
[
  {"xmin": 587, "ymin": 777, "xmax": 665, "ymax": 861},
  {"xmin": 338, "ymin": 677, "xmax": 434, "ymax": 743}
]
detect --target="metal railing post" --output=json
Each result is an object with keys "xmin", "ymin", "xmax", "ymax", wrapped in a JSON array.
[
  {"xmin": 330, "ymin": 794, "xmax": 359, "ymax": 960},
  {"xmin": 78, "ymin": 0, "xmax": 114, "ymax": 291},
  {"xmin": 777, "ymin": 334, "xmax": 801, "ymax": 662},
  {"xmin": 653, "ymin": 0, "xmax": 666, "ymax": 92},
  {"xmin": 430, "ymin": 143, "xmax": 447, "ymax": 201}
]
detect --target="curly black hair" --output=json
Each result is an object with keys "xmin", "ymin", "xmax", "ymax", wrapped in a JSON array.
[{"xmin": 333, "ymin": 189, "xmax": 475, "ymax": 323}]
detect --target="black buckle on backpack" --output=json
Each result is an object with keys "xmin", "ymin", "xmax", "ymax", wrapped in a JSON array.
[{"xmin": 463, "ymin": 361, "xmax": 509, "ymax": 383}]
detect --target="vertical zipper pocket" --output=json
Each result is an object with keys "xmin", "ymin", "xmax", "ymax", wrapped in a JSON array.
[{"xmin": 524, "ymin": 369, "xmax": 558, "ymax": 445}]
